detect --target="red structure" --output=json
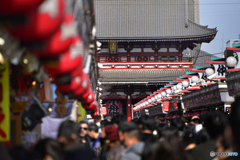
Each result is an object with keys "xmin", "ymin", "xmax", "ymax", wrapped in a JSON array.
[{"xmin": 95, "ymin": 0, "xmax": 217, "ymax": 120}]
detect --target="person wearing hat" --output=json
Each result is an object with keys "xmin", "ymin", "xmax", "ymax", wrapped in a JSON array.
[
  {"xmin": 104, "ymin": 126, "xmax": 124, "ymax": 160},
  {"xmin": 190, "ymin": 116, "xmax": 202, "ymax": 133}
]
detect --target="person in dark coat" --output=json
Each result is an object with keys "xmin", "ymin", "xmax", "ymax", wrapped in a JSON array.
[
  {"xmin": 138, "ymin": 115, "xmax": 158, "ymax": 160},
  {"xmin": 119, "ymin": 121, "xmax": 145, "ymax": 160},
  {"xmin": 191, "ymin": 111, "xmax": 227, "ymax": 160},
  {"xmin": 79, "ymin": 121, "xmax": 91, "ymax": 149}
]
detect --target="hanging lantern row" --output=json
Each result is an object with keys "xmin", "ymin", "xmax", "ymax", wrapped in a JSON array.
[
  {"xmin": 0, "ymin": 0, "xmax": 99, "ymax": 116},
  {"xmin": 133, "ymin": 52, "xmax": 239, "ymax": 113}
]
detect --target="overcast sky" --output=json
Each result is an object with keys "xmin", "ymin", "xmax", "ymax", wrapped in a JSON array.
[{"xmin": 199, "ymin": 0, "xmax": 240, "ymax": 57}]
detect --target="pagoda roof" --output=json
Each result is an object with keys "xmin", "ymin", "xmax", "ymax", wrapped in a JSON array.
[{"xmin": 95, "ymin": 0, "xmax": 217, "ymax": 42}]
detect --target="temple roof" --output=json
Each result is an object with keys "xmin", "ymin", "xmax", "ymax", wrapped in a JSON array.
[
  {"xmin": 95, "ymin": 0, "xmax": 217, "ymax": 41},
  {"xmin": 99, "ymin": 69, "xmax": 191, "ymax": 83}
]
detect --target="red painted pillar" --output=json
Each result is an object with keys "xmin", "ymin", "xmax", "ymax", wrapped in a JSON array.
[{"xmin": 127, "ymin": 86, "xmax": 132, "ymax": 121}]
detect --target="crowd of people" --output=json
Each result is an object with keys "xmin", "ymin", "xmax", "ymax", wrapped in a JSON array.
[{"xmin": 1, "ymin": 105, "xmax": 240, "ymax": 160}]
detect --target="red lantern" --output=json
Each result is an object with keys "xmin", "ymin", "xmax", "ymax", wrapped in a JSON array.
[
  {"xmin": 43, "ymin": 41, "xmax": 83, "ymax": 77},
  {"xmin": 184, "ymin": 113, "xmax": 192, "ymax": 119},
  {"xmin": 168, "ymin": 115, "xmax": 173, "ymax": 121},
  {"xmin": 82, "ymin": 91, "xmax": 95, "ymax": 104},
  {"xmin": 0, "ymin": 0, "xmax": 44, "ymax": 15},
  {"xmin": 164, "ymin": 115, "xmax": 168, "ymax": 120},
  {"xmin": 8, "ymin": 0, "xmax": 65, "ymax": 42},
  {"xmin": 74, "ymin": 74, "xmax": 91, "ymax": 98},
  {"xmin": 160, "ymin": 117, "xmax": 165, "ymax": 121},
  {"xmin": 29, "ymin": 14, "xmax": 78, "ymax": 58},
  {"xmin": 56, "ymin": 73, "xmax": 83, "ymax": 93}
]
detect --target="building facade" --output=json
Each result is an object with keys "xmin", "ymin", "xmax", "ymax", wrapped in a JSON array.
[{"xmin": 95, "ymin": 0, "xmax": 217, "ymax": 120}]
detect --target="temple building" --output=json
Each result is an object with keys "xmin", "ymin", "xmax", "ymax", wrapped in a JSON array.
[{"xmin": 94, "ymin": 0, "xmax": 217, "ymax": 120}]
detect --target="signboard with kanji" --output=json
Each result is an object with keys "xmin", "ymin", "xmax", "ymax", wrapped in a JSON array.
[
  {"xmin": 162, "ymin": 101, "xmax": 170, "ymax": 112},
  {"xmin": 101, "ymin": 107, "xmax": 107, "ymax": 115},
  {"xmin": 109, "ymin": 41, "xmax": 118, "ymax": 54}
]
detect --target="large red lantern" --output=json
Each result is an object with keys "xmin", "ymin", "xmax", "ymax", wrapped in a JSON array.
[
  {"xmin": 43, "ymin": 42, "xmax": 83, "ymax": 78},
  {"xmin": 0, "ymin": 0, "xmax": 44, "ymax": 15},
  {"xmin": 74, "ymin": 73, "xmax": 91, "ymax": 98},
  {"xmin": 56, "ymin": 73, "xmax": 83, "ymax": 93},
  {"xmin": 82, "ymin": 91, "xmax": 95, "ymax": 104},
  {"xmin": 8, "ymin": 0, "xmax": 65, "ymax": 42},
  {"xmin": 29, "ymin": 15, "xmax": 78, "ymax": 58}
]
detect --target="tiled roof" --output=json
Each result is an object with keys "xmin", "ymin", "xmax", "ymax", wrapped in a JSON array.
[
  {"xmin": 94, "ymin": 0, "xmax": 217, "ymax": 39},
  {"xmin": 99, "ymin": 69, "xmax": 191, "ymax": 83}
]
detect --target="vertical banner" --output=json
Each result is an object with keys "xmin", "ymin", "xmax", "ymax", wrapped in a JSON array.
[
  {"xmin": 77, "ymin": 102, "xmax": 86, "ymax": 123},
  {"xmin": 0, "ymin": 61, "xmax": 10, "ymax": 141},
  {"xmin": 162, "ymin": 101, "xmax": 170, "ymax": 112}
]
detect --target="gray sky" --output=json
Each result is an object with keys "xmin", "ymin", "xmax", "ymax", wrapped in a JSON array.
[{"xmin": 200, "ymin": 0, "xmax": 240, "ymax": 57}]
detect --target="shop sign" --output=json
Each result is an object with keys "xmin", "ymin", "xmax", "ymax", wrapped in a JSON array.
[
  {"xmin": 101, "ymin": 107, "xmax": 107, "ymax": 115},
  {"xmin": 162, "ymin": 101, "xmax": 170, "ymax": 112}
]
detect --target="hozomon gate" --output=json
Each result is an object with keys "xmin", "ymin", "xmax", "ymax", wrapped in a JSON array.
[{"xmin": 94, "ymin": 0, "xmax": 217, "ymax": 120}]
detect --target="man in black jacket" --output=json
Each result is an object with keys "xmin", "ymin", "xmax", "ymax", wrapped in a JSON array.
[
  {"xmin": 138, "ymin": 115, "xmax": 158, "ymax": 160},
  {"xmin": 79, "ymin": 121, "xmax": 91, "ymax": 149}
]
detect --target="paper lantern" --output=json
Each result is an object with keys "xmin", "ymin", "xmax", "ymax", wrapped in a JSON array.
[
  {"xmin": 184, "ymin": 113, "xmax": 192, "ymax": 119},
  {"xmin": 191, "ymin": 76, "xmax": 199, "ymax": 83},
  {"xmin": 0, "ymin": 0, "xmax": 44, "ymax": 15},
  {"xmin": 55, "ymin": 66, "xmax": 82, "ymax": 87},
  {"xmin": 157, "ymin": 94, "xmax": 162, "ymax": 99},
  {"xmin": 176, "ymin": 84, "xmax": 182, "ymax": 90},
  {"xmin": 182, "ymin": 81, "xmax": 189, "ymax": 87},
  {"xmin": 74, "ymin": 74, "xmax": 90, "ymax": 97},
  {"xmin": 29, "ymin": 14, "xmax": 78, "ymax": 58},
  {"xmin": 154, "ymin": 95, "xmax": 158, "ymax": 99},
  {"xmin": 8, "ymin": 0, "xmax": 65, "ymax": 42},
  {"xmin": 82, "ymin": 91, "xmax": 95, "ymax": 104},
  {"xmin": 148, "ymin": 99, "xmax": 152, "ymax": 103},
  {"xmin": 168, "ymin": 115, "xmax": 173, "ymax": 121},
  {"xmin": 43, "ymin": 40, "xmax": 83, "ymax": 77},
  {"xmin": 151, "ymin": 97, "xmax": 155, "ymax": 102},
  {"xmin": 205, "ymin": 68, "xmax": 215, "ymax": 77},
  {"xmin": 166, "ymin": 89, "xmax": 172, "ymax": 94},
  {"xmin": 172, "ymin": 86, "xmax": 177, "ymax": 91},
  {"xmin": 226, "ymin": 56, "xmax": 238, "ymax": 67},
  {"xmin": 161, "ymin": 92, "xmax": 166, "ymax": 97}
]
